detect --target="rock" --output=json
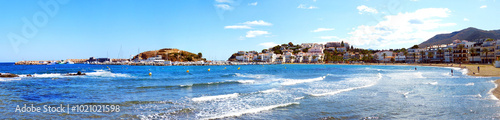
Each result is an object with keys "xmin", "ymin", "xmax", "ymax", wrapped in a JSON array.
[
  {"xmin": 65, "ymin": 71, "xmax": 86, "ymax": 76},
  {"xmin": 0, "ymin": 73, "xmax": 19, "ymax": 78}
]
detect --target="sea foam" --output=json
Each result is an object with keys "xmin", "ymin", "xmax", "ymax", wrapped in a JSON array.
[
  {"xmin": 281, "ymin": 76, "xmax": 326, "ymax": 86},
  {"xmin": 192, "ymin": 93, "xmax": 239, "ymax": 102},
  {"xmin": 28, "ymin": 70, "xmax": 130, "ymax": 78},
  {"xmin": 259, "ymin": 88, "xmax": 280, "ymax": 93},
  {"xmin": 308, "ymin": 73, "xmax": 381, "ymax": 97},
  {"xmin": 202, "ymin": 102, "xmax": 299, "ymax": 120}
]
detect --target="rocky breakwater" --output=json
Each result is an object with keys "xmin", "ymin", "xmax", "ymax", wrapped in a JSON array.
[{"xmin": 0, "ymin": 73, "xmax": 19, "ymax": 78}]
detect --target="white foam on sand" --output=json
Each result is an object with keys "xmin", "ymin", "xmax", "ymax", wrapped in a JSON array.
[
  {"xmin": 281, "ymin": 76, "xmax": 326, "ymax": 86},
  {"xmin": 202, "ymin": 102, "xmax": 299, "ymax": 120},
  {"xmin": 465, "ymin": 82, "xmax": 475, "ymax": 86},
  {"xmin": 192, "ymin": 93, "xmax": 239, "ymax": 102},
  {"xmin": 488, "ymin": 80, "xmax": 500, "ymax": 101}
]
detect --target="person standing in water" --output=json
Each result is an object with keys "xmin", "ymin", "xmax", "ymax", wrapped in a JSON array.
[
  {"xmin": 451, "ymin": 69, "xmax": 453, "ymax": 76},
  {"xmin": 415, "ymin": 67, "xmax": 417, "ymax": 70}
]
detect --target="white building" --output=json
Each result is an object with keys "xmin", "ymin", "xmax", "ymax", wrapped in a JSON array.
[
  {"xmin": 375, "ymin": 51, "xmax": 394, "ymax": 62},
  {"xmin": 308, "ymin": 47, "xmax": 324, "ymax": 54},
  {"xmin": 395, "ymin": 52, "xmax": 406, "ymax": 62}
]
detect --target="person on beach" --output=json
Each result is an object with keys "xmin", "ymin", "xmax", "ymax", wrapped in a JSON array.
[
  {"xmin": 478, "ymin": 66, "xmax": 480, "ymax": 73},
  {"xmin": 451, "ymin": 69, "xmax": 453, "ymax": 76}
]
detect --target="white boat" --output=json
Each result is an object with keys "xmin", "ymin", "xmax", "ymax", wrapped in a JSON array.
[
  {"xmin": 66, "ymin": 60, "xmax": 74, "ymax": 64},
  {"xmin": 47, "ymin": 61, "xmax": 56, "ymax": 65},
  {"xmin": 495, "ymin": 61, "xmax": 500, "ymax": 68}
]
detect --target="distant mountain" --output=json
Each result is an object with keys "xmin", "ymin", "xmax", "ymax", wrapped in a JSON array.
[
  {"xmin": 418, "ymin": 27, "xmax": 500, "ymax": 48},
  {"xmin": 133, "ymin": 48, "xmax": 203, "ymax": 62}
]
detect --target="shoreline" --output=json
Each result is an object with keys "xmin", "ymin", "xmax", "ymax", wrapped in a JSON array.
[{"xmin": 289, "ymin": 62, "xmax": 500, "ymax": 100}]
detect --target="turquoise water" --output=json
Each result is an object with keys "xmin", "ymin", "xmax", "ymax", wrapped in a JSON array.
[{"xmin": 1, "ymin": 63, "xmax": 500, "ymax": 119}]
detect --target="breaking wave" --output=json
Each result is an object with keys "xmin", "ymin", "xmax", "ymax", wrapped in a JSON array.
[
  {"xmin": 202, "ymin": 102, "xmax": 299, "ymax": 120},
  {"xmin": 281, "ymin": 76, "xmax": 326, "ymax": 86},
  {"xmin": 192, "ymin": 93, "xmax": 239, "ymax": 102}
]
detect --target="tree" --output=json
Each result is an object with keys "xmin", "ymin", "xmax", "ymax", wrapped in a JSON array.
[
  {"xmin": 262, "ymin": 49, "xmax": 267, "ymax": 53},
  {"xmin": 412, "ymin": 52, "xmax": 417, "ymax": 63},
  {"xmin": 382, "ymin": 53, "xmax": 387, "ymax": 63},
  {"xmin": 469, "ymin": 48, "xmax": 476, "ymax": 56},
  {"xmin": 288, "ymin": 42, "xmax": 294, "ymax": 46},
  {"xmin": 404, "ymin": 51, "xmax": 408, "ymax": 63},
  {"xmin": 274, "ymin": 50, "xmax": 283, "ymax": 54},
  {"xmin": 482, "ymin": 48, "xmax": 489, "ymax": 63},
  {"xmin": 410, "ymin": 45, "xmax": 419, "ymax": 49},
  {"xmin": 419, "ymin": 51, "xmax": 425, "ymax": 63},
  {"xmin": 390, "ymin": 58, "xmax": 395, "ymax": 63},
  {"xmin": 401, "ymin": 48, "xmax": 407, "ymax": 52},
  {"xmin": 428, "ymin": 52, "xmax": 434, "ymax": 59},
  {"xmin": 303, "ymin": 48, "xmax": 309, "ymax": 53},
  {"xmin": 487, "ymin": 38, "xmax": 494, "ymax": 41},
  {"xmin": 197, "ymin": 52, "xmax": 203, "ymax": 58},
  {"xmin": 457, "ymin": 44, "xmax": 465, "ymax": 62},
  {"xmin": 351, "ymin": 45, "xmax": 354, "ymax": 50},
  {"xmin": 341, "ymin": 41, "xmax": 345, "ymax": 47}
]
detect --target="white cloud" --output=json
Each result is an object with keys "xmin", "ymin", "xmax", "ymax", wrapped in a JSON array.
[
  {"xmin": 215, "ymin": 4, "xmax": 232, "ymax": 10},
  {"xmin": 224, "ymin": 25, "xmax": 252, "ymax": 29},
  {"xmin": 215, "ymin": 0, "xmax": 232, "ymax": 3},
  {"xmin": 480, "ymin": 5, "xmax": 487, "ymax": 8},
  {"xmin": 312, "ymin": 28, "xmax": 335, "ymax": 32},
  {"xmin": 246, "ymin": 30, "xmax": 270, "ymax": 38},
  {"xmin": 243, "ymin": 20, "xmax": 272, "ymax": 26},
  {"xmin": 249, "ymin": 2, "xmax": 258, "ymax": 6},
  {"xmin": 357, "ymin": 5, "xmax": 378, "ymax": 14},
  {"xmin": 464, "ymin": 18, "xmax": 470, "ymax": 21},
  {"xmin": 318, "ymin": 36, "xmax": 340, "ymax": 39},
  {"xmin": 259, "ymin": 42, "xmax": 279, "ymax": 48},
  {"xmin": 298, "ymin": 4, "xmax": 318, "ymax": 9},
  {"xmin": 347, "ymin": 8, "xmax": 456, "ymax": 49}
]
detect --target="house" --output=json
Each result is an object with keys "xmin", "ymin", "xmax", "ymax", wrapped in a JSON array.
[
  {"xmin": 375, "ymin": 51, "xmax": 394, "ymax": 62},
  {"xmin": 308, "ymin": 47, "xmax": 324, "ymax": 54},
  {"xmin": 395, "ymin": 52, "xmax": 406, "ymax": 62},
  {"xmin": 481, "ymin": 40, "xmax": 496, "ymax": 63},
  {"xmin": 325, "ymin": 42, "xmax": 349, "ymax": 48},
  {"xmin": 453, "ymin": 40, "xmax": 475, "ymax": 63}
]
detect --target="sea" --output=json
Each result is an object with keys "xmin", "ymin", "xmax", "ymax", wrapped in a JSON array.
[{"xmin": 1, "ymin": 63, "xmax": 500, "ymax": 119}]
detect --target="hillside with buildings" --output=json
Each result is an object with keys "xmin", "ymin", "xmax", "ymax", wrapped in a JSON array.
[
  {"xmin": 132, "ymin": 48, "xmax": 204, "ymax": 62},
  {"xmin": 419, "ymin": 27, "xmax": 500, "ymax": 48}
]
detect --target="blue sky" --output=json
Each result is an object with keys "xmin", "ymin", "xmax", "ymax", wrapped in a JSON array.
[{"xmin": 0, "ymin": 0, "xmax": 499, "ymax": 62}]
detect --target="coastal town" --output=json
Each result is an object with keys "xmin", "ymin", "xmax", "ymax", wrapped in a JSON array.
[
  {"xmin": 228, "ymin": 38, "xmax": 500, "ymax": 66},
  {"xmin": 13, "ymin": 38, "xmax": 500, "ymax": 67}
]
